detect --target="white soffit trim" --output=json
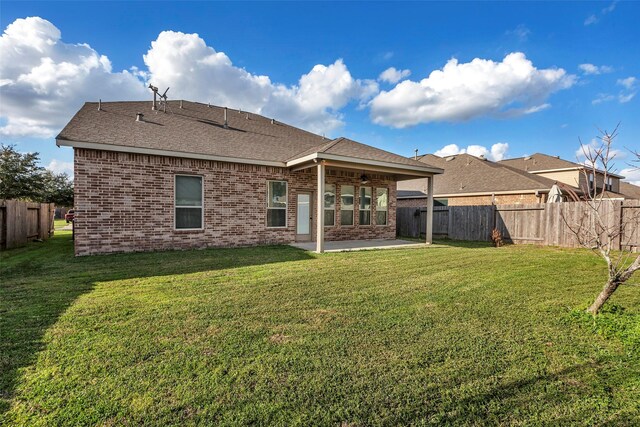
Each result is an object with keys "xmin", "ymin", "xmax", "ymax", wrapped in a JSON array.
[{"xmin": 286, "ymin": 152, "xmax": 444, "ymax": 174}]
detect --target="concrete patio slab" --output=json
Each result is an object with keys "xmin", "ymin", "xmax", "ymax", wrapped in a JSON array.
[{"xmin": 290, "ymin": 239, "xmax": 428, "ymax": 253}]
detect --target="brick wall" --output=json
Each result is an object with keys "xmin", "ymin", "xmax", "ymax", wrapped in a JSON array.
[
  {"xmin": 398, "ymin": 193, "xmax": 543, "ymax": 208},
  {"xmin": 397, "ymin": 198, "xmax": 426, "ymax": 208},
  {"xmin": 74, "ymin": 148, "xmax": 396, "ymax": 255},
  {"xmin": 448, "ymin": 193, "xmax": 542, "ymax": 206}
]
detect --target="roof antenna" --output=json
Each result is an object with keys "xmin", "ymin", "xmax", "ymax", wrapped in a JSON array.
[
  {"xmin": 98, "ymin": 99, "xmax": 102, "ymax": 111},
  {"xmin": 158, "ymin": 87, "xmax": 170, "ymax": 113},
  {"xmin": 148, "ymin": 84, "xmax": 158, "ymax": 110},
  {"xmin": 223, "ymin": 107, "xmax": 228, "ymax": 129},
  {"xmin": 414, "ymin": 149, "xmax": 418, "ymax": 160}
]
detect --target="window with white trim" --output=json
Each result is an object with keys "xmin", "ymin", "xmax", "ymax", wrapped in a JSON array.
[
  {"xmin": 324, "ymin": 184, "xmax": 335, "ymax": 226},
  {"xmin": 359, "ymin": 186, "xmax": 371, "ymax": 225},
  {"xmin": 267, "ymin": 181, "xmax": 287, "ymax": 227},
  {"xmin": 376, "ymin": 188, "xmax": 388, "ymax": 225},
  {"xmin": 175, "ymin": 175, "xmax": 203, "ymax": 229},
  {"xmin": 340, "ymin": 185, "xmax": 354, "ymax": 226}
]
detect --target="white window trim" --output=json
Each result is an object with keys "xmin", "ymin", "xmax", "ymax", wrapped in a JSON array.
[
  {"xmin": 340, "ymin": 185, "xmax": 355, "ymax": 227},
  {"xmin": 376, "ymin": 187, "xmax": 389, "ymax": 226},
  {"xmin": 174, "ymin": 174, "xmax": 204, "ymax": 231},
  {"xmin": 359, "ymin": 186, "xmax": 372, "ymax": 226},
  {"xmin": 266, "ymin": 180, "xmax": 288, "ymax": 228},
  {"xmin": 324, "ymin": 183, "xmax": 336, "ymax": 227}
]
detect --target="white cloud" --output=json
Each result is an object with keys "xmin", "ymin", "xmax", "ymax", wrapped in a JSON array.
[
  {"xmin": 617, "ymin": 76, "xmax": 637, "ymax": 90},
  {"xmin": 46, "ymin": 158, "xmax": 74, "ymax": 176},
  {"xmin": 381, "ymin": 51, "xmax": 394, "ymax": 61},
  {"xmin": 0, "ymin": 18, "xmax": 373, "ymax": 140},
  {"xmin": 434, "ymin": 142, "xmax": 509, "ymax": 161},
  {"xmin": 592, "ymin": 93, "xmax": 616, "ymax": 105},
  {"xmin": 506, "ymin": 24, "xmax": 531, "ymax": 41},
  {"xmin": 585, "ymin": 1, "xmax": 618, "ymax": 26},
  {"xmin": 602, "ymin": 1, "xmax": 618, "ymax": 14},
  {"xmin": 369, "ymin": 52, "xmax": 574, "ymax": 128},
  {"xmin": 584, "ymin": 15, "xmax": 599, "ymax": 26},
  {"xmin": 594, "ymin": 77, "xmax": 637, "ymax": 104},
  {"xmin": 620, "ymin": 168, "xmax": 640, "ymax": 186},
  {"xmin": 579, "ymin": 63, "xmax": 614, "ymax": 75},
  {"xmin": 0, "ymin": 17, "xmax": 148, "ymax": 139},
  {"xmin": 618, "ymin": 92, "xmax": 636, "ymax": 103},
  {"xmin": 378, "ymin": 67, "xmax": 411, "ymax": 84},
  {"xmin": 575, "ymin": 138, "xmax": 626, "ymax": 170},
  {"xmin": 142, "ymin": 30, "xmax": 374, "ymax": 135}
]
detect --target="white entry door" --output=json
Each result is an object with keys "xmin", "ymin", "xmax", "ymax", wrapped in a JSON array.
[{"xmin": 296, "ymin": 193, "xmax": 311, "ymax": 241}]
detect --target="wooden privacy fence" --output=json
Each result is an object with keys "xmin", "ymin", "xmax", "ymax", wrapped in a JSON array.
[
  {"xmin": 397, "ymin": 200, "xmax": 640, "ymax": 250},
  {"xmin": 0, "ymin": 200, "xmax": 55, "ymax": 250}
]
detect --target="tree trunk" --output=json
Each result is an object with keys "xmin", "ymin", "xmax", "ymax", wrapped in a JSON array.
[{"xmin": 587, "ymin": 279, "xmax": 620, "ymax": 315}]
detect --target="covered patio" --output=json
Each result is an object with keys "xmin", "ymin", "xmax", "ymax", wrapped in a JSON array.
[
  {"xmin": 290, "ymin": 238, "xmax": 428, "ymax": 253},
  {"xmin": 286, "ymin": 139, "xmax": 442, "ymax": 253}
]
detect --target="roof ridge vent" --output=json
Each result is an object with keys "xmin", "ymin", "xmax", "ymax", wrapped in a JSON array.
[{"xmin": 136, "ymin": 112, "xmax": 144, "ymax": 122}]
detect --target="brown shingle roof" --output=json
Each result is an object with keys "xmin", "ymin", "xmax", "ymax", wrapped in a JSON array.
[
  {"xmin": 398, "ymin": 153, "xmax": 577, "ymax": 196},
  {"xmin": 620, "ymin": 181, "xmax": 640, "ymax": 199},
  {"xmin": 500, "ymin": 153, "xmax": 585, "ymax": 171},
  {"xmin": 500, "ymin": 153, "xmax": 625, "ymax": 178},
  {"xmin": 57, "ymin": 101, "xmax": 326, "ymax": 164},
  {"xmin": 57, "ymin": 101, "xmax": 440, "ymax": 171}
]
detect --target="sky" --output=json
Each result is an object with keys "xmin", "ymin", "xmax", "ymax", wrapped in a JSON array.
[{"xmin": 1, "ymin": 1, "xmax": 639, "ymax": 183}]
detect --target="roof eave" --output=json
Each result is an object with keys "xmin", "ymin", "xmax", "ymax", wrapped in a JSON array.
[
  {"xmin": 286, "ymin": 152, "xmax": 444, "ymax": 175},
  {"xmin": 55, "ymin": 138, "xmax": 287, "ymax": 167}
]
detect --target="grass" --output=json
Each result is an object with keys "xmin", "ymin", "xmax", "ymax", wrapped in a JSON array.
[{"xmin": 1, "ymin": 231, "xmax": 639, "ymax": 426}]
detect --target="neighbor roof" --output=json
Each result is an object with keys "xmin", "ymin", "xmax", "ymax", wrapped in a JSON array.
[
  {"xmin": 398, "ymin": 153, "xmax": 578, "ymax": 196},
  {"xmin": 499, "ymin": 153, "xmax": 579, "ymax": 171},
  {"xmin": 57, "ymin": 101, "xmax": 440, "ymax": 173},
  {"xmin": 620, "ymin": 181, "xmax": 640, "ymax": 199},
  {"xmin": 500, "ymin": 153, "xmax": 625, "ymax": 178}
]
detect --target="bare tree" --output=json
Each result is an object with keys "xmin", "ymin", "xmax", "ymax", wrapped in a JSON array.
[{"xmin": 562, "ymin": 126, "xmax": 640, "ymax": 315}]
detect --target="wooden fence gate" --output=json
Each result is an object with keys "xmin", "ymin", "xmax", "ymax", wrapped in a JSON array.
[{"xmin": 0, "ymin": 200, "xmax": 56, "ymax": 250}]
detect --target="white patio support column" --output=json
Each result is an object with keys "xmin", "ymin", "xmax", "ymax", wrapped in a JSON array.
[
  {"xmin": 426, "ymin": 175, "xmax": 434, "ymax": 244},
  {"xmin": 316, "ymin": 161, "xmax": 325, "ymax": 253}
]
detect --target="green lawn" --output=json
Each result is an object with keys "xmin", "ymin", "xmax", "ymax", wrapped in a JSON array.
[{"xmin": 1, "ymin": 231, "xmax": 639, "ymax": 425}]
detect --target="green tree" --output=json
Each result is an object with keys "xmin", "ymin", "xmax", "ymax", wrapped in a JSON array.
[
  {"xmin": 41, "ymin": 170, "xmax": 74, "ymax": 207},
  {"xmin": 0, "ymin": 144, "xmax": 45, "ymax": 200},
  {"xmin": 0, "ymin": 144, "xmax": 74, "ymax": 206}
]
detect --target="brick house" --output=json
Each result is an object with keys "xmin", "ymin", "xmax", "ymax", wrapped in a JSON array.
[
  {"xmin": 57, "ymin": 101, "xmax": 442, "ymax": 256},
  {"xmin": 397, "ymin": 153, "xmax": 580, "ymax": 207},
  {"xmin": 500, "ymin": 153, "xmax": 625, "ymax": 195}
]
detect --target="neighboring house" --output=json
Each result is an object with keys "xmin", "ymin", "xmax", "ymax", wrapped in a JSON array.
[
  {"xmin": 398, "ymin": 153, "xmax": 577, "ymax": 207},
  {"xmin": 57, "ymin": 100, "xmax": 442, "ymax": 256},
  {"xmin": 500, "ymin": 153, "xmax": 625, "ymax": 195},
  {"xmin": 620, "ymin": 181, "xmax": 640, "ymax": 199}
]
